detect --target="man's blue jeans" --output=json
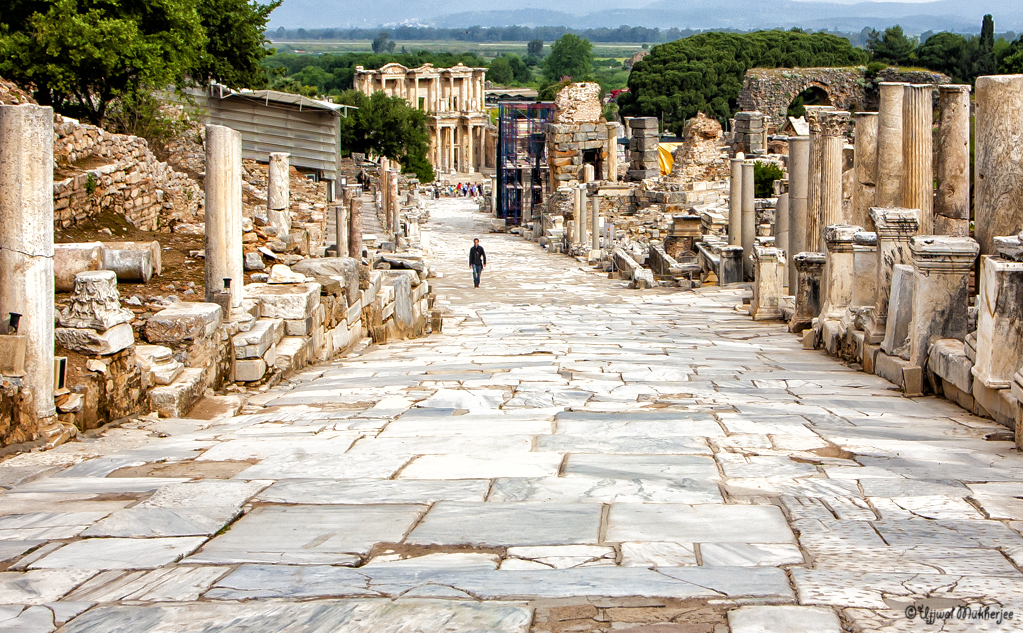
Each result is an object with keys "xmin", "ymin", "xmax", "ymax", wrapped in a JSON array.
[{"xmin": 472, "ymin": 264, "xmax": 483, "ymax": 287}]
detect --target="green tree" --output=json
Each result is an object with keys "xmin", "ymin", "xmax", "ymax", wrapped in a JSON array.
[
  {"xmin": 507, "ymin": 54, "xmax": 531, "ymax": 83},
  {"xmin": 543, "ymin": 33, "xmax": 594, "ymax": 82},
  {"xmin": 619, "ymin": 30, "xmax": 867, "ymax": 136},
  {"xmin": 192, "ymin": 0, "xmax": 280, "ymax": 89},
  {"xmin": 527, "ymin": 38, "xmax": 544, "ymax": 57},
  {"xmin": 0, "ymin": 0, "xmax": 205, "ymax": 123},
  {"xmin": 753, "ymin": 161, "xmax": 783, "ymax": 198},
  {"xmin": 487, "ymin": 57, "xmax": 513, "ymax": 85},
  {"xmin": 371, "ymin": 32, "xmax": 392, "ymax": 54},
  {"xmin": 976, "ymin": 14, "xmax": 996, "ymax": 76},
  {"xmin": 916, "ymin": 32, "xmax": 972, "ymax": 82},
  {"xmin": 1002, "ymin": 36, "xmax": 1023, "ymax": 73},
  {"xmin": 866, "ymin": 25, "xmax": 917, "ymax": 65},
  {"xmin": 336, "ymin": 90, "xmax": 434, "ymax": 182}
]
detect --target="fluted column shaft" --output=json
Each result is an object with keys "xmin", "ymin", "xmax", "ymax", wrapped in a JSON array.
[
  {"xmin": 900, "ymin": 84, "xmax": 935, "ymax": 234},
  {"xmin": 975, "ymin": 75, "xmax": 1023, "ymax": 256},
  {"xmin": 875, "ymin": 82, "xmax": 906, "ymax": 208},
  {"xmin": 819, "ymin": 111, "xmax": 851, "ymax": 252},
  {"xmin": 803, "ymin": 106, "xmax": 833, "ymax": 257},
  {"xmin": 935, "ymin": 85, "xmax": 971, "ymax": 237}
]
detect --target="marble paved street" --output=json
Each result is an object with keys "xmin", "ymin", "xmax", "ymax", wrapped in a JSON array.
[{"xmin": 3, "ymin": 198, "xmax": 1023, "ymax": 632}]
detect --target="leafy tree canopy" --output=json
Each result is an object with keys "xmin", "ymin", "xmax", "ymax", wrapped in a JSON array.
[
  {"xmin": 193, "ymin": 0, "xmax": 280, "ymax": 89},
  {"xmin": 619, "ymin": 30, "xmax": 867, "ymax": 136},
  {"xmin": 866, "ymin": 25, "xmax": 916, "ymax": 65},
  {"xmin": 543, "ymin": 33, "xmax": 594, "ymax": 82},
  {"xmin": 527, "ymin": 38, "xmax": 544, "ymax": 57},
  {"xmin": 336, "ymin": 89, "xmax": 434, "ymax": 182}
]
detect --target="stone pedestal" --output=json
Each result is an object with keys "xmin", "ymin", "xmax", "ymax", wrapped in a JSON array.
[
  {"xmin": 975, "ymin": 75, "xmax": 1023, "ymax": 257},
  {"xmin": 572, "ymin": 187, "xmax": 583, "ymax": 246},
  {"xmin": 973, "ymin": 244, "xmax": 1023, "ymax": 389},
  {"xmin": 751, "ymin": 247, "xmax": 785, "ymax": 321},
  {"xmin": 719, "ymin": 246, "xmax": 744, "ymax": 285},
  {"xmin": 866, "ymin": 207, "xmax": 920, "ymax": 344},
  {"xmin": 267, "ymin": 152, "xmax": 291, "ymax": 235},
  {"xmin": 907, "ymin": 235, "xmax": 979, "ymax": 368},
  {"xmin": 820, "ymin": 224, "xmax": 862, "ymax": 320},
  {"xmin": 875, "ymin": 83, "xmax": 906, "ymax": 208},
  {"xmin": 818, "ymin": 112, "xmax": 851, "ymax": 251},
  {"xmin": 787, "ymin": 137, "xmax": 810, "ymax": 292},
  {"xmin": 729, "ymin": 156, "xmax": 743, "ymax": 246},
  {"xmin": 789, "ymin": 252, "xmax": 826, "ymax": 333},
  {"xmin": 0, "ymin": 104, "xmax": 55, "ymax": 419},
  {"xmin": 853, "ymin": 113, "xmax": 878, "ymax": 231},
  {"xmin": 901, "ymin": 85, "xmax": 935, "ymax": 235},
  {"xmin": 204, "ymin": 125, "xmax": 244, "ymax": 309},
  {"xmin": 851, "ymin": 232, "xmax": 878, "ymax": 310},
  {"xmin": 741, "ymin": 161, "xmax": 756, "ymax": 278},
  {"xmin": 935, "ymin": 85, "xmax": 971, "ymax": 237}
]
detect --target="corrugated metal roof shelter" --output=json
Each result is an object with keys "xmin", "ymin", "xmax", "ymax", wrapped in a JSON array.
[{"xmin": 190, "ymin": 85, "xmax": 356, "ymax": 200}]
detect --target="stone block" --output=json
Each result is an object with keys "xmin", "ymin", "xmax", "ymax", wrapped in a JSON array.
[
  {"xmin": 246, "ymin": 283, "xmax": 320, "ymax": 320},
  {"xmin": 974, "ymin": 382, "xmax": 1019, "ymax": 429},
  {"xmin": 145, "ymin": 303, "xmax": 222, "ymax": 344},
  {"xmin": 880, "ymin": 264, "xmax": 914, "ymax": 359},
  {"xmin": 874, "ymin": 351, "xmax": 923, "ymax": 395},
  {"xmin": 285, "ymin": 316, "xmax": 314, "ymax": 337},
  {"xmin": 103, "ymin": 248, "xmax": 153, "ymax": 283},
  {"xmin": 103, "ymin": 241, "xmax": 162, "ymax": 276},
  {"xmin": 149, "ymin": 367, "xmax": 205, "ymax": 418},
  {"xmin": 0, "ymin": 335, "xmax": 27, "ymax": 377},
  {"xmin": 233, "ymin": 319, "xmax": 281, "ymax": 359},
  {"xmin": 54, "ymin": 242, "xmax": 104, "ymax": 292},
  {"xmin": 56, "ymin": 323, "xmax": 134, "ymax": 356},
  {"xmin": 234, "ymin": 358, "xmax": 267, "ymax": 382},
  {"xmin": 629, "ymin": 117, "xmax": 659, "ymax": 129},
  {"xmin": 274, "ymin": 336, "xmax": 309, "ymax": 373},
  {"xmin": 134, "ymin": 344, "xmax": 183, "ymax": 386},
  {"xmin": 862, "ymin": 343, "xmax": 881, "ymax": 374},
  {"xmin": 928, "ymin": 339, "xmax": 974, "ymax": 395},
  {"xmin": 244, "ymin": 252, "xmax": 266, "ymax": 271}
]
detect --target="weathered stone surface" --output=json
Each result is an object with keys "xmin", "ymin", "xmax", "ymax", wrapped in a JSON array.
[
  {"xmin": 53, "ymin": 242, "xmax": 103, "ymax": 292},
  {"xmin": 148, "ymin": 367, "xmax": 204, "ymax": 417},
  {"xmin": 975, "ymin": 75, "xmax": 1023, "ymax": 256},
  {"xmin": 57, "ymin": 270, "xmax": 133, "ymax": 331},
  {"xmin": 973, "ymin": 254, "xmax": 1023, "ymax": 389},
  {"xmin": 145, "ymin": 303, "xmax": 222, "ymax": 344},
  {"xmin": 292, "ymin": 257, "xmax": 360, "ymax": 305},
  {"xmin": 880, "ymin": 264, "xmax": 914, "ymax": 359},
  {"xmin": 103, "ymin": 248, "xmax": 153, "ymax": 283},
  {"xmin": 907, "ymin": 235, "xmax": 978, "ymax": 367},
  {"xmin": 267, "ymin": 264, "xmax": 306, "ymax": 284},
  {"xmin": 245, "ymin": 283, "xmax": 320, "ymax": 320},
  {"xmin": 56, "ymin": 322, "xmax": 134, "ymax": 356},
  {"xmin": 134, "ymin": 344, "xmax": 183, "ymax": 386}
]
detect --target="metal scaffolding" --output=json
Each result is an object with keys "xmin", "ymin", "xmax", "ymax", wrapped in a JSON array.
[{"xmin": 497, "ymin": 102, "xmax": 555, "ymax": 226}]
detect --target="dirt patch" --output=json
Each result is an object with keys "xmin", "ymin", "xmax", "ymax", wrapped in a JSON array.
[
  {"xmin": 531, "ymin": 598, "xmax": 729, "ymax": 633},
  {"xmin": 365, "ymin": 542, "xmax": 507, "ymax": 561},
  {"xmin": 55, "ymin": 155, "xmax": 115, "ymax": 180},
  {"xmin": 108, "ymin": 460, "xmax": 254, "ymax": 479},
  {"xmin": 808, "ymin": 445, "xmax": 857, "ymax": 460}
]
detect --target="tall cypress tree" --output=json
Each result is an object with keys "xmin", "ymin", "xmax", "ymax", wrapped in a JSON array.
[{"xmin": 977, "ymin": 14, "xmax": 996, "ymax": 76}]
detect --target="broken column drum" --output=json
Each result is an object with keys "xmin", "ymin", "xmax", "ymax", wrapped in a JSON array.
[
  {"xmin": 875, "ymin": 82, "xmax": 906, "ymax": 208},
  {"xmin": 789, "ymin": 252, "xmax": 826, "ymax": 333},
  {"xmin": 267, "ymin": 152, "xmax": 291, "ymax": 235},
  {"xmin": 866, "ymin": 207, "xmax": 920, "ymax": 345},
  {"xmin": 818, "ymin": 112, "xmax": 851, "ymax": 251},
  {"xmin": 853, "ymin": 112, "xmax": 878, "ymax": 231},
  {"xmin": 935, "ymin": 85, "xmax": 971, "ymax": 237},
  {"xmin": 906, "ymin": 235, "xmax": 979, "ymax": 368},
  {"xmin": 204, "ymin": 125, "xmax": 244, "ymax": 308},
  {"xmin": 0, "ymin": 104, "xmax": 56, "ymax": 419},
  {"xmin": 729, "ymin": 156, "xmax": 743, "ymax": 246},
  {"xmin": 900, "ymin": 84, "xmax": 935, "ymax": 235},
  {"xmin": 975, "ymin": 75, "xmax": 1023, "ymax": 257},
  {"xmin": 787, "ymin": 136, "xmax": 810, "ymax": 292},
  {"xmin": 741, "ymin": 161, "xmax": 755, "ymax": 279}
]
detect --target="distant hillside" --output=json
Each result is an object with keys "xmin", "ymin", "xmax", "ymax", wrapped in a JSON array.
[{"xmin": 269, "ymin": 0, "xmax": 1021, "ymax": 35}]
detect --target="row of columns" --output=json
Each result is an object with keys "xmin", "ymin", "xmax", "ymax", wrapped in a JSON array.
[
  {"xmin": 727, "ymin": 155, "xmax": 756, "ymax": 278},
  {"xmin": 367, "ymin": 72, "xmax": 486, "ymax": 114},
  {"xmin": 432, "ymin": 123, "xmax": 484, "ymax": 174}
]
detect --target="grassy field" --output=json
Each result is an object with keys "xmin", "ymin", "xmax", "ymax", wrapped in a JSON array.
[{"xmin": 272, "ymin": 39, "xmax": 648, "ymax": 60}]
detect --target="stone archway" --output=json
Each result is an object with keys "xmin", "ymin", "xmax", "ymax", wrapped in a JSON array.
[
  {"xmin": 787, "ymin": 83, "xmax": 833, "ymax": 118},
  {"xmin": 738, "ymin": 68, "xmax": 865, "ymax": 129}
]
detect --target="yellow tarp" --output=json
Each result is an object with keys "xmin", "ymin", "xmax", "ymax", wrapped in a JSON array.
[{"xmin": 658, "ymin": 143, "xmax": 682, "ymax": 175}]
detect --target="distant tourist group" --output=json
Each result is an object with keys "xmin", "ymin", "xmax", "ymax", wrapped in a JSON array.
[{"xmin": 433, "ymin": 182, "xmax": 482, "ymax": 199}]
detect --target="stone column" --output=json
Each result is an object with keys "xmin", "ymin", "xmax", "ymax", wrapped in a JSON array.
[
  {"xmin": 591, "ymin": 196, "xmax": 600, "ymax": 251},
  {"xmin": 819, "ymin": 111, "xmax": 851, "ymax": 251},
  {"xmin": 572, "ymin": 186, "xmax": 583, "ymax": 246},
  {"xmin": 901, "ymin": 84, "xmax": 935, "ymax": 235},
  {"xmin": 389, "ymin": 169, "xmax": 399, "ymax": 239},
  {"xmin": 491, "ymin": 176, "xmax": 498, "ymax": 215},
  {"xmin": 819, "ymin": 224, "xmax": 862, "ymax": 320},
  {"xmin": 907, "ymin": 235, "xmax": 979, "ymax": 368},
  {"xmin": 348, "ymin": 193, "xmax": 363, "ymax": 259},
  {"xmin": 0, "ymin": 104, "xmax": 55, "ymax": 420},
  {"xmin": 866, "ymin": 207, "xmax": 919, "ymax": 344},
  {"xmin": 267, "ymin": 152, "xmax": 291, "ymax": 235},
  {"xmin": 853, "ymin": 113, "xmax": 878, "ymax": 231},
  {"xmin": 934, "ymin": 85, "xmax": 971, "ymax": 237},
  {"xmin": 975, "ymin": 75, "xmax": 1023, "ymax": 257},
  {"xmin": 751, "ymin": 246, "xmax": 785, "ymax": 321},
  {"xmin": 776, "ymin": 191, "xmax": 790, "ymax": 289},
  {"xmin": 741, "ymin": 160, "xmax": 755, "ymax": 278},
  {"xmin": 579, "ymin": 186, "xmax": 589, "ymax": 247},
  {"xmin": 582, "ymin": 163, "xmax": 595, "ymax": 183},
  {"xmin": 875, "ymin": 82, "xmax": 906, "ymax": 208},
  {"xmin": 204, "ymin": 124, "xmax": 243, "ymax": 309},
  {"xmin": 973, "ymin": 240, "xmax": 1023, "ymax": 389},
  {"xmin": 466, "ymin": 124, "xmax": 475, "ymax": 173},
  {"xmin": 728, "ymin": 155, "xmax": 744, "ymax": 246},
  {"xmin": 789, "ymin": 252, "xmax": 826, "ymax": 333},
  {"xmin": 447, "ymin": 127, "xmax": 455, "ymax": 173},
  {"xmin": 787, "ymin": 136, "xmax": 810, "ymax": 292},
  {"xmin": 804, "ymin": 106, "xmax": 834, "ymax": 261}
]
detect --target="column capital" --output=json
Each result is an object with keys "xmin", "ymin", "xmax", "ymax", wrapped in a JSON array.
[
  {"xmin": 910, "ymin": 235, "xmax": 979, "ymax": 273},
  {"xmin": 869, "ymin": 207, "xmax": 920, "ymax": 238},
  {"xmin": 818, "ymin": 111, "xmax": 851, "ymax": 137},
  {"xmin": 804, "ymin": 106, "xmax": 836, "ymax": 133}
]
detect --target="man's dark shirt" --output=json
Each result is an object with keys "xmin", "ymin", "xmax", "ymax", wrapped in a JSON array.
[{"xmin": 469, "ymin": 245, "xmax": 487, "ymax": 267}]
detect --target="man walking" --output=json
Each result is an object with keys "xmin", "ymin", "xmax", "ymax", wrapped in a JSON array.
[{"xmin": 469, "ymin": 238, "xmax": 487, "ymax": 289}]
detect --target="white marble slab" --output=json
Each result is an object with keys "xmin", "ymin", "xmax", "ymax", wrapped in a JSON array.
[
  {"xmin": 700, "ymin": 543, "xmax": 804, "ymax": 567},
  {"xmin": 606, "ymin": 504, "xmax": 795, "ymax": 545},
  {"xmin": 256, "ymin": 479, "xmax": 489, "ymax": 505},
  {"xmin": 399, "ymin": 454, "xmax": 563, "ymax": 479},
  {"xmin": 29, "ymin": 538, "xmax": 206, "ymax": 570},
  {"xmin": 407, "ymin": 502, "xmax": 602, "ymax": 547},
  {"xmin": 137, "ymin": 480, "xmax": 271, "ymax": 508},
  {"xmin": 81, "ymin": 506, "xmax": 239, "ymax": 538},
  {"xmin": 728, "ymin": 605, "xmax": 842, "ymax": 633},
  {"xmin": 234, "ymin": 452, "xmax": 413, "ymax": 480},
  {"xmin": 489, "ymin": 476, "xmax": 722, "ymax": 504},
  {"xmin": 0, "ymin": 569, "xmax": 96, "ymax": 605},
  {"xmin": 65, "ymin": 566, "xmax": 230, "ymax": 602},
  {"xmin": 620, "ymin": 541, "xmax": 697, "ymax": 567},
  {"xmin": 504, "ymin": 545, "xmax": 615, "ymax": 569},
  {"xmin": 564, "ymin": 454, "xmax": 720, "ymax": 481}
]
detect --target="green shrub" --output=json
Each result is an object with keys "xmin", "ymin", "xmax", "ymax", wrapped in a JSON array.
[{"xmin": 754, "ymin": 161, "xmax": 783, "ymax": 199}]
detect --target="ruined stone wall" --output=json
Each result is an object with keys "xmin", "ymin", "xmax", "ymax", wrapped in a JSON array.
[
  {"xmin": 666, "ymin": 113, "xmax": 729, "ymax": 183},
  {"xmin": 738, "ymin": 67, "xmax": 952, "ymax": 128},
  {"xmin": 53, "ymin": 115, "xmax": 202, "ymax": 231}
]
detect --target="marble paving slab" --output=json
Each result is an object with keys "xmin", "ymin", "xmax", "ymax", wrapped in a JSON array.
[
  {"xmin": 28, "ymin": 538, "xmax": 206, "ymax": 571},
  {"xmin": 606, "ymin": 504, "xmax": 795, "ymax": 545},
  {"xmin": 407, "ymin": 502, "xmax": 602, "ymax": 547},
  {"xmin": 256, "ymin": 479, "xmax": 489, "ymax": 505}
]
